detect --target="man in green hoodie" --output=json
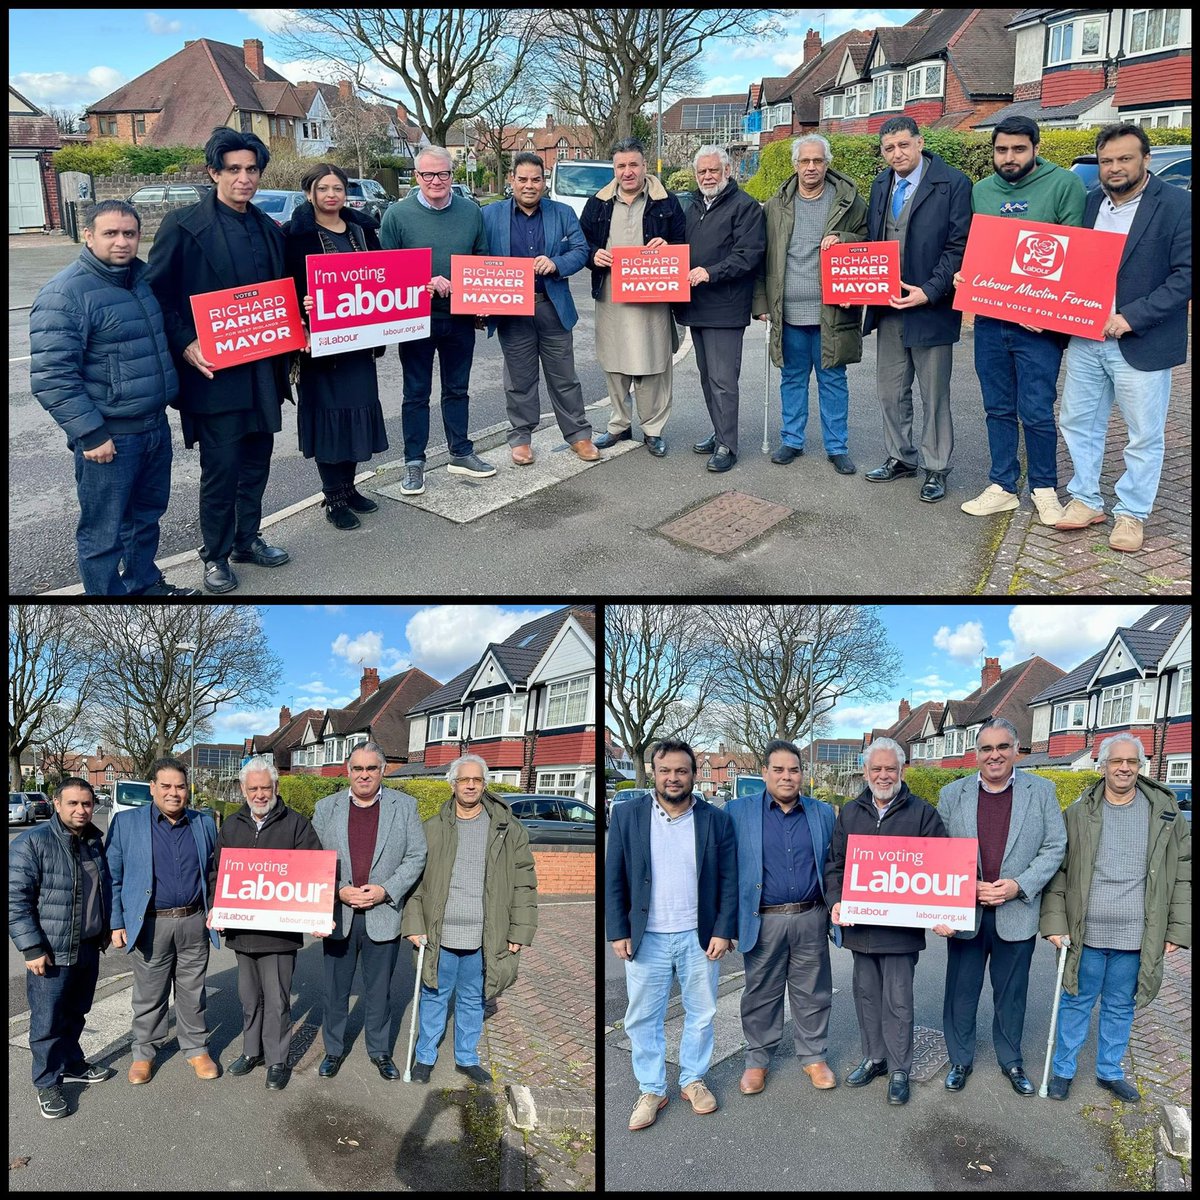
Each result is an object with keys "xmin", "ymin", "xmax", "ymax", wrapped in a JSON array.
[{"xmin": 959, "ymin": 116, "xmax": 1086, "ymax": 526}]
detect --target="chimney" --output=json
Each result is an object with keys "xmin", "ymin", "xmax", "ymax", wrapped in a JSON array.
[
  {"xmin": 184, "ymin": 40, "xmax": 196, "ymax": 48},
  {"xmin": 338, "ymin": 79, "xmax": 354, "ymax": 103},
  {"xmin": 982, "ymin": 656, "xmax": 1002, "ymax": 692},
  {"xmin": 243, "ymin": 38, "xmax": 265, "ymax": 79},
  {"xmin": 899, "ymin": 698, "xmax": 911, "ymax": 720},
  {"xmin": 546, "ymin": 112, "xmax": 555, "ymax": 131},
  {"xmin": 279, "ymin": 705, "xmax": 291, "ymax": 727},
  {"xmin": 718, "ymin": 741, "xmax": 726, "ymax": 755},
  {"xmin": 360, "ymin": 667, "xmax": 380, "ymax": 700},
  {"xmin": 97, "ymin": 745, "xmax": 103, "ymax": 757},
  {"xmin": 804, "ymin": 27, "xmax": 822, "ymax": 64}
]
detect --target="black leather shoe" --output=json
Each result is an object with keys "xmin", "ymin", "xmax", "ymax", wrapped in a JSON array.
[
  {"xmin": 409, "ymin": 1062, "xmax": 432, "ymax": 1084},
  {"xmin": 265, "ymin": 1064, "xmax": 291, "ymax": 1090},
  {"xmin": 1045, "ymin": 1074, "xmax": 1072, "ymax": 1100},
  {"xmin": 1097, "ymin": 1076, "xmax": 1141, "ymax": 1102},
  {"xmin": 887, "ymin": 1071, "xmax": 910, "ymax": 1105},
  {"xmin": 920, "ymin": 470, "xmax": 947, "ymax": 503},
  {"xmin": 692, "ymin": 433, "xmax": 717, "ymax": 454},
  {"xmin": 231, "ymin": 536, "xmax": 289, "ymax": 567},
  {"xmin": 371, "ymin": 1054, "xmax": 401, "ymax": 1081},
  {"xmin": 226, "ymin": 1054, "xmax": 262, "ymax": 1077},
  {"xmin": 203, "ymin": 559, "xmax": 238, "ymax": 594},
  {"xmin": 318, "ymin": 1054, "xmax": 346, "ymax": 1078},
  {"xmin": 865, "ymin": 457, "xmax": 919, "ymax": 482},
  {"xmin": 593, "ymin": 429, "xmax": 632, "ymax": 449},
  {"xmin": 643, "ymin": 435, "xmax": 667, "ymax": 457},
  {"xmin": 345, "ymin": 486, "xmax": 379, "ymax": 513},
  {"xmin": 846, "ymin": 1058, "xmax": 889, "ymax": 1087},
  {"xmin": 455, "ymin": 1063, "xmax": 492, "ymax": 1086},
  {"xmin": 707, "ymin": 445, "xmax": 736, "ymax": 473},
  {"xmin": 828, "ymin": 453, "xmax": 857, "ymax": 475},
  {"xmin": 770, "ymin": 444, "xmax": 803, "ymax": 465},
  {"xmin": 1002, "ymin": 1064, "xmax": 1035, "ymax": 1095},
  {"xmin": 945, "ymin": 1063, "xmax": 973, "ymax": 1090}
]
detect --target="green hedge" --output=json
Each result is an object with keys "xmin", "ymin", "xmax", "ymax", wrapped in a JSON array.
[
  {"xmin": 666, "ymin": 167, "xmax": 696, "ymax": 192},
  {"xmin": 52, "ymin": 143, "xmax": 205, "ymax": 175},
  {"xmin": 268, "ymin": 775, "xmax": 520, "ymax": 824},
  {"xmin": 904, "ymin": 765, "xmax": 1101, "ymax": 812}
]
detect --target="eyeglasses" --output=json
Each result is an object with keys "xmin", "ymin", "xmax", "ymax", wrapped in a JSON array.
[
  {"xmin": 977, "ymin": 742, "xmax": 1013, "ymax": 753},
  {"xmin": 350, "ymin": 764, "xmax": 382, "ymax": 772},
  {"xmin": 416, "ymin": 170, "xmax": 452, "ymax": 181}
]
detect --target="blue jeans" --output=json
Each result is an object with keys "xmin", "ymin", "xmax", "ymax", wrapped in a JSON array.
[
  {"xmin": 398, "ymin": 314, "xmax": 476, "ymax": 462},
  {"xmin": 779, "ymin": 323, "xmax": 850, "ymax": 454},
  {"xmin": 415, "ymin": 946, "xmax": 485, "ymax": 1067},
  {"xmin": 623, "ymin": 930, "xmax": 719, "ymax": 1094},
  {"xmin": 1052, "ymin": 945, "xmax": 1140, "ymax": 1081},
  {"xmin": 26, "ymin": 936, "xmax": 101, "ymax": 1089},
  {"xmin": 973, "ymin": 316, "xmax": 1062, "ymax": 492},
  {"xmin": 1059, "ymin": 337, "xmax": 1171, "ymax": 521},
  {"xmin": 72, "ymin": 413, "xmax": 172, "ymax": 594}
]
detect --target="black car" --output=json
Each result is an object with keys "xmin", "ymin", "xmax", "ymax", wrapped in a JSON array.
[
  {"xmin": 24, "ymin": 791, "xmax": 53, "ymax": 819},
  {"xmin": 347, "ymin": 177, "xmax": 395, "ymax": 221},
  {"xmin": 506, "ymin": 794, "xmax": 596, "ymax": 845}
]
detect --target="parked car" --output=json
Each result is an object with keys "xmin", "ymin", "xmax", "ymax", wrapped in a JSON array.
[
  {"xmin": 606, "ymin": 786, "xmax": 652, "ymax": 826},
  {"xmin": 110, "ymin": 778, "xmax": 152, "ymax": 819},
  {"xmin": 24, "ymin": 791, "xmax": 53, "ymax": 819},
  {"xmin": 249, "ymin": 189, "xmax": 307, "ymax": 226},
  {"xmin": 506, "ymin": 794, "xmax": 595, "ymax": 844},
  {"xmin": 9, "ymin": 792, "xmax": 34, "ymax": 825},
  {"xmin": 1069, "ymin": 143, "xmax": 1191, "ymax": 192},
  {"xmin": 346, "ymin": 177, "xmax": 396, "ymax": 221},
  {"xmin": 450, "ymin": 182, "xmax": 479, "ymax": 205},
  {"xmin": 127, "ymin": 183, "xmax": 212, "ymax": 206},
  {"xmin": 734, "ymin": 774, "xmax": 764, "ymax": 798},
  {"xmin": 1168, "ymin": 783, "xmax": 1191, "ymax": 823}
]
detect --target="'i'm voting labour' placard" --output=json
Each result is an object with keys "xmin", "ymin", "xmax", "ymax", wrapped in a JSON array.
[{"xmin": 840, "ymin": 835, "xmax": 978, "ymax": 930}]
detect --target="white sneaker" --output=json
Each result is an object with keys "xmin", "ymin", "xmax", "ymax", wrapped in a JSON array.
[
  {"xmin": 1031, "ymin": 487, "xmax": 1067, "ymax": 526},
  {"xmin": 961, "ymin": 484, "xmax": 1020, "ymax": 516}
]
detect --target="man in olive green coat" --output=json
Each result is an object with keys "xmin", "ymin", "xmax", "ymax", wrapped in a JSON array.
[
  {"xmin": 1039, "ymin": 734, "xmax": 1190, "ymax": 1102},
  {"xmin": 401, "ymin": 755, "xmax": 538, "ymax": 1086},
  {"xmin": 752, "ymin": 134, "xmax": 869, "ymax": 475}
]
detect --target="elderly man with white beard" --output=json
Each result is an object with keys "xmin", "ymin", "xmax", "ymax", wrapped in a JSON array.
[
  {"xmin": 208, "ymin": 755, "xmax": 322, "ymax": 1090},
  {"xmin": 825, "ymin": 738, "xmax": 947, "ymax": 1105}
]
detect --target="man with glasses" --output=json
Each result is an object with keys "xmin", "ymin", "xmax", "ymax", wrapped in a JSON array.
[
  {"xmin": 933, "ymin": 718, "xmax": 1066, "ymax": 1096},
  {"xmin": 312, "ymin": 742, "xmax": 427, "ymax": 1080},
  {"xmin": 380, "ymin": 146, "xmax": 494, "ymax": 496},
  {"xmin": 146, "ymin": 126, "xmax": 293, "ymax": 594}
]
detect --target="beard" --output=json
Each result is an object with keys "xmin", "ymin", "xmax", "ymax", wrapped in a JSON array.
[
  {"xmin": 1105, "ymin": 167, "xmax": 1147, "ymax": 196},
  {"xmin": 994, "ymin": 157, "xmax": 1037, "ymax": 182},
  {"xmin": 248, "ymin": 795, "xmax": 278, "ymax": 817},
  {"xmin": 869, "ymin": 780, "xmax": 901, "ymax": 803}
]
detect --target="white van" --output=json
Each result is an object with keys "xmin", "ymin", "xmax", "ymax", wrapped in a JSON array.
[
  {"xmin": 110, "ymin": 778, "xmax": 152, "ymax": 819},
  {"xmin": 549, "ymin": 160, "xmax": 615, "ymax": 219}
]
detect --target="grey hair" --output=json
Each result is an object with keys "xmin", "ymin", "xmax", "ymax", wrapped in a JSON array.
[
  {"xmin": 693, "ymin": 144, "xmax": 730, "ymax": 170},
  {"xmin": 792, "ymin": 134, "xmax": 832, "ymax": 166},
  {"xmin": 345, "ymin": 739, "xmax": 387, "ymax": 767},
  {"xmin": 865, "ymin": 737, "xmax": 906, "ymax": 770},
  {"xmin": 1096, "ymin": 733, "xmax": 1147, "ymax": 769},
  {"xmin": 976, "ymin": 717, "xmax": 1020, "ymax": 747},
  {"xmin": 416, "ymin": 145, "xmax": 453, "ymax": 170},
  {"xmin": 447, "ymin": 754, "xmax": 490, "ymax": 786},
  {"xmin": 239, "ymin": 755, "xmax": 279, "ymax": 787}
]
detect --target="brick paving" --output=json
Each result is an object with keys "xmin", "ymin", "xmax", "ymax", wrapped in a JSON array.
[{"xmin": 1125, "ymin": 946, "xmax": 1191, "ymax": 1107}]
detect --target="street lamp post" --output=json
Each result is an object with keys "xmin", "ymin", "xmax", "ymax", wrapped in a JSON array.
[
  {"xmin": 797, "ymin": 635, "xmax": 816, "ymax": 793},
  {"xmin": 175, "ymin": 641, "xmax": 197, "ymax": 804}
]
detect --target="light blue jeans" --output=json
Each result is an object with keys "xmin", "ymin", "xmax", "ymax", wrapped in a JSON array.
[
  {"xmin": 1052, "ymin": 945, "xmax": 1140, "ymax": 1081},
  {"xmin": 780, "ymin": 323, "xmax": 850, "ymax": 454},
  {"xmin": 1059, "ymin": 336, "xmax": 1171, "ymax": 520},
  {"xmin": 414, "ymin": 946, "xmax": 484, "ymax": 1067},
  {"xmin": 623, "ymin": 930, "xmax": 719, "ymax": 1095}
]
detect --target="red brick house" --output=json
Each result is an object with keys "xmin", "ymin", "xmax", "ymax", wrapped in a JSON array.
[
  {"xmin": 244, "ymin": 706, "xmax": 325, "ymax": 774},
  {"xmin": 694, "ymin": 743, "xmax": 760, "ymax": 796},
  {"xmin": 61, "ymin": 746, "xmax": 137, "ymax": 791},
  {"xmin": 468, "ymin": 113, "xmax": 596, "ymax": 174},
  {"xmin": 864, "ymin": 698, "xmax": 945, "ymax": 766}
]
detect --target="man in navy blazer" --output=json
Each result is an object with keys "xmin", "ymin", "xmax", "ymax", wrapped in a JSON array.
[
  {"xmin": 725, "ymin": 739, "xmax": 838, "ymax": 1095},
  {"xmin": 105, "ymin": 757, "xmax": 220, "ymax": 1084},
  {"xmin": 606, "ymin": 739, "xmax": 736, "ymax": 1131},
  {"xmin": 480, "ymin": 152, "xmax": 600, "ymax": 466},
  {"xmin": 1055, "ymin": 122, "xmax": 1192, "ymax": 553}
]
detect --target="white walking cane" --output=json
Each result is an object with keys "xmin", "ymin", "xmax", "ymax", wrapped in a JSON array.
[
  {"xmin": 1038, "ymin": 935, "xmax": 1071, "ymax": 1097},
  {"xmin": 761, "ymin": 317, "xmax": 772, "ymax": 455},
  {"xmin": 402, "ymin": 936, "xmax": 427, "ymax": 1082}
]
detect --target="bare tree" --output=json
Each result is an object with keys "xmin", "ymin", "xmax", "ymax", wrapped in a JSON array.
[
  {"xmin": 327, "ymin": 86, "xmax": 394, "ymax": 179},
  {"xmin": 37, "ymin": 707, "xmax": 94, "ymax": 791},
  {"xmin": 468, "ymin": 60, "xmax": 541, "ymax": 190},
  {"xmin": 47, "ymin": 105, "xmax": 86, "ymax": 135}
]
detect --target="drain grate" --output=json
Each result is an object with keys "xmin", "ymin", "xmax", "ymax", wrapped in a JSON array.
[
  {"xmin": 909, "ymin": 1024, "xmax": 950, "ymax": 1082},
  {"xmin": 657, "ymin": 491, "xmax": 794, "ymax": 554}
]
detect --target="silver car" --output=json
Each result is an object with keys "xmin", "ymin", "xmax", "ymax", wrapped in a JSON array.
[
  {"xmin": 250, "ymin": 189, "xmax": 307, "ymax": 227},
  {"xmin": 9, "ymin": 792, "xmax": 33, "ymax": 825}
]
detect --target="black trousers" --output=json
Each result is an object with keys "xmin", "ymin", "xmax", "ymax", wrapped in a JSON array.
[
  {"xmin": 851, "ymin": 950, "xmax": 919, "ymax": 1074},
  {"xmin": 321, "ymin": 911, "xmax": 399, "ymax": 1059},
  {"xmin": 234, "ymin": 949, "xmax": 297, "ymax": 1067},
  {"xmin": 317, "ymin": 460, "xmax": 356, "ymax": 494},
  {"xmin": 194, "ymin": 419, "xmax": 275, "ymax": 562}
]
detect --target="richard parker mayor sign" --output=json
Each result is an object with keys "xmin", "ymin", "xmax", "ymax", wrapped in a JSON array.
[
  {"xmin": 611, "ymin": 245, "xmax": 691, "ymax": 302},
  {"xmin": 839, "ymin": 835, "xmax": 978, "ymax": 930},
  {"xmin": 210, "ymin": 848, "xmax": 338, "ymax": 934}
]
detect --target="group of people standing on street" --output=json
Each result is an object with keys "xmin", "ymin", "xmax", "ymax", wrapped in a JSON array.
[
  {"xmin": 9, "ymin": 745, "xmax": 537, "ymax": 1120},
  {"xmin": 605, "ymin": 726, "xmax": 1188, "ymax": 1131}
]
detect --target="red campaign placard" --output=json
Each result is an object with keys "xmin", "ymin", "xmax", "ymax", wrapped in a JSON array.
[
  {"xmin": 450, "ymin": 255, "xmax": 534, "ymax": 316},
  {"xmin": 839, "ymin": 835, "xmax": 978, "ymax": 930},
  {"xmin": 190, "ymin": 277, "xmax": 306, "ymax": 370},
  {"xmin": 211, "ymin": 848, "xmax": 338, "ymax": 934},
  {"xmin": 821, "ymin": 241, "xmax": 900, "ymax": 304},
  {"xmin": 306, "ymin": 247, "xmax": 432, "ymax": 357},
  {"xmin": 611, "ymin": 245, "xmax": 690, "ymax": 302},
  {"xmin": 953, "ymin": 214, "xmax": 1125, "ymax": 340}
]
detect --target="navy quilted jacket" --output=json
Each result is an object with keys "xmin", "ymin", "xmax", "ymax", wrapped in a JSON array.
[{"xmin": 29, "ymin": 247, "xmax": 178, "ymax": 452}]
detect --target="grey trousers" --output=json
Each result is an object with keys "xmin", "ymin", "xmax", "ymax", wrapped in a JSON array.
[
  {"xmin": 235, "ymin": 949, "xmax": 296, "ymax": 1067},
  {"xmin": 875, "ymin": 312, "xmax": 955, "ymax": 471},
  {"xmin": 497, "ymin": 296, "xmax": 592, "ymax": 446},
  {"xmin": 604, "ymin": 363, "xmax": 673, "ymax": 438},
  {"xmin": 851, "ymin": 949, "xmax": 919, "ymax": 1074},
  {"xmin": 130, "ymin": 910, "xmax": 211, "ymax": 1061},
  {"xmin": 691, "ymin": 325, "xmax": 745, "ymax": 455},
  {"xmin": 740, "ymin": 905, "xmax": 832, "ymax": 1068}
]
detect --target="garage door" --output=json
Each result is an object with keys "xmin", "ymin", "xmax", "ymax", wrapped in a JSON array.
[{"xmin": 9, "ymin": 154, "xmax": 46, "ymax": 233}]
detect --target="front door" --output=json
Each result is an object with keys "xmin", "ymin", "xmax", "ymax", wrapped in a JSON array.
[{"xmin": 9, "ymin": 154, "xmax": 45, "ymax": 232}]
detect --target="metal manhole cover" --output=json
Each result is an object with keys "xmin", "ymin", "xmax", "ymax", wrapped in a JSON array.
[
  {"xmin": 909, "ymin": 1024, "xmax": 949, "ymax": 1082},
  {"xmin": 658, "ymin": 491, "xmax": 794, "ymax": 554}
]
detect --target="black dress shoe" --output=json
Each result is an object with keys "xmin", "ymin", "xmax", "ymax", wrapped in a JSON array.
[
  {"xmin": 887, "ymin": 1071, "xmax": 910, "ymax": 1105},
  {"xmin": 231, "ymin": 536, "xmax": 290, "ymax": 567},
  {"xmin": 692, "ymin": 433, "xmax": 717, "ymax": 454},
  {"xmin": 265, "ymin": 1064, "xmax": 291, "ymax": 1090},
  {"xmin": 203, "ymin": 559, "xmax": 238, "ymax": 594},
  {"xmin": 846, "ymin": 1058, "xmax": 889, "ymax": 1087},
  {"xmin": 370, "ymin": 1054, "xmax": 401, "ymax": 1081},
  {"xmin": 707, "ymin": 445, "xmax": 736, "ymax": 473},
  {"xmin": 770, "ymin": 444, "xmax": 803, "ymax": 465},
  {"xmin": 593, "ymin": 429, "xmax": 632, "ymax": 450},
  {"xmin": 455, "ymin": 1063, "xmax": 492, "ymax": 1086},
  {"xmin": 920, "ymin": 470, "xmax": 947, "ymax": 503},
  {"xmin": 318, "ymin": 1054, "xmax": 346, "ymax": 1078},
  {"xmin": 865, "ymin": 457, "xmax": 919, "ymax": 482},
  {"xmin": 226, "ymin": 1054, "xmax": 262, "ymax": 1077},
  {"xmin": 643, "ymin": 435, "xmax": 667, "ymax": 457},
  {"xmin": 945, "ymin": 1063, "xmax": 973, "ymax": 1091},
  {"xmin": 1001, "ymin": 1064, "xmax": 1035, "ymax": 1095},
  {"xmin": 409, "ymin": 1062, "xmax": 432, "ymax": 1084},
  {"xmin": 828, "ymin": 453, "xmax": 857, "ymax": 475},
  {"xmin": 1097, "ymin": 1076, "xmax": 1141, "ymax": 1102}
]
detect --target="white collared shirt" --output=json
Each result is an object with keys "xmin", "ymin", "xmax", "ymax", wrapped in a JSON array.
[
  {"xmin": 350, "ymin": 787, "xmax": 383, "ymax": 808},
  {"xmin": 977, "ymin": 769, "xmax": 1016, "ymax": 794}
]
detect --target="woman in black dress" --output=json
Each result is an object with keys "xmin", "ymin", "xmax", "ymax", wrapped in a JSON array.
[{"xmin": 283, "ymin": 162, "xmax": 388, "ymax": 529}]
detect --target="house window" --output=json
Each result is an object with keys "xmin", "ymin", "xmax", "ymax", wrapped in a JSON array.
[
  {"xmin": 872, "ymin": 73, "xmax": 903, "ymax": 113},
  {"xmin": 1129, "ymin": 8, "xmax": 1183, "ymax": 55},
  {"xmin": 537, "ymin": 770, "xmax": 578, "ymax": 796},
  {"xmin": 428, "ymin": 712, "xmax": 461, "ymax": 741},
  {"xmin": 906, "ymin": 64, "xmax": 944, "ymax": 98},
  {"xmin": 965, "ymin": 727, "xmax": 978, "ymax": 750},
  {"xmin": 822, "ymin": 94, "xmax": 844, "ymax": 119},
  {"xmin": 135, "ymin": 115, "xmax": 146, "ymax": 135},
  {"xmin": 493, "ymin": 770, "xmax": 521, "ymax": 787},
  {"xmin": 1178, "ymin": 666, "xmax": 1192, "ymax": 714},
  {"xmin": 474, "ymin": 697, "xmax": 505, "ymax": 738},
  {"xmin": 1099, "ymin": 682, "xmax": 1135, "ymax": 726},
  {"xmin": 702, "ymin": 763, "xmax": 711, "ymax": 778},
  {"xmin": 1048, "ymin": 15, "xmax": 1105, "ymax": 65},
  {"xmin": 546, "ymin": 676, "xmax": 590, "ymax": 727},
  {"xmin": 506, "ymin": 695, "xmax": 525, "ymax": 736},
  {"xmin": 105, "ymin": 765, "xmax": 115, "ymax": 781},
  {"xmin": 1166, "ymin": 757, "xmax": 1191, "ymax": 784},
  {"xmin": 1135, "ymin": 683, "xmax": 1155, "ymax": 723},
  {"xmin": 1125, "ymin": 107, "xmax": 1191, "ymax": 129},
  {"xmin": 1051, "ymin": 701, "xmax": 1087, "ymax": 731},
  {"xmin": 101, "ymin": 117, "xmax": 117, "ymax": 136}
]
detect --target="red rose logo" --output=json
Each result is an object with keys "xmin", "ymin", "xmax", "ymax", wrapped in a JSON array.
[{"xmin": 1012, "ymin": 233, "xmax": 1068, "ymax": 281}]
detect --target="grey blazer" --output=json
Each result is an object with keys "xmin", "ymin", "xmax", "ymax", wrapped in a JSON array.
[
  {"xmin": 938, "ymin": 771, "xmax": 1066, "ymax": 942},
  {"xmin": 312, "ymin": 787, "xmax": 428, "ymax": 941}
]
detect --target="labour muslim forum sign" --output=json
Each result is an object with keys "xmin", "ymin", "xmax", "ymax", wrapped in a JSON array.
[{"xmin": 839, "ymin": 835, "xmax": 978, "ymax": 930}]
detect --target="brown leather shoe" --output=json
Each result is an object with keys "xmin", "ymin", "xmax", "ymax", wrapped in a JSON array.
[
  {"xmin": 570, "ymin": 439, "xmax": 601, "ymax": 462},
  {"xmin": 510, "ymin": 444, "xmax": 534, "ymax": 466},
  {"xmin": 128, "ymin": 1059, "xmax": 152, "ymax": 1085},
  {"xmin": 187, "ymin": 1053, "xmax": 219, "ymax": 1080},
  {"xmin": 739, "ymin": 1067, "xmax": 767, "ymax": 1095},
  {"xmin": 803, "ymin": 1061, "xmax": 837, "ymax": 1089}
]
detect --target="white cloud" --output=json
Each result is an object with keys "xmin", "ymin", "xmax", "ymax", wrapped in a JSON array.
[
  {"xmin": 11, "ymin": 67, "xmax": 125, "ymax": 110},
  {"xmin": 238, "ymin": 8, "xmax": 301, "ymax": 35},
  {"xmin": 829, "ymin": 699, "xmax": 902, "ymax": 738},
  {"xmin": 1006, "ymin": 605, "xmax": 1158, "ymax": 667},
  {"xmin": 209, "ymin": 706, "xmax": 280, "ymax": 742},
  {"xmin": 933, "ymin": 621, "xmax": 987, "ymax": 663},
  {"xmin": 145, "ymin": 12, "xmax": 182, "ymax": 34},
  {"xmin": 702, "ymin": 75, "xmax": 750, "ymax": 95},
  {"xmin": 331, "ymin": 630, "xmax": 385, "ymax": 666},
  {"xmin": 301, "ymin": 605, "xmax": 345, "ymax": 614},
  {"xmin": 405, "ymin": 605, "xmax": 557, "ymax": 679}
]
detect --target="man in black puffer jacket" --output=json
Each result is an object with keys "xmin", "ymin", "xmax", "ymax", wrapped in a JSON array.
[
  {"xmin": 825, "ymin": 738, "xmax": 947, "ymax": 1106},
  {"xmin": 29, "ymin": 200, "xmax": 193, "ymax": 595}
]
